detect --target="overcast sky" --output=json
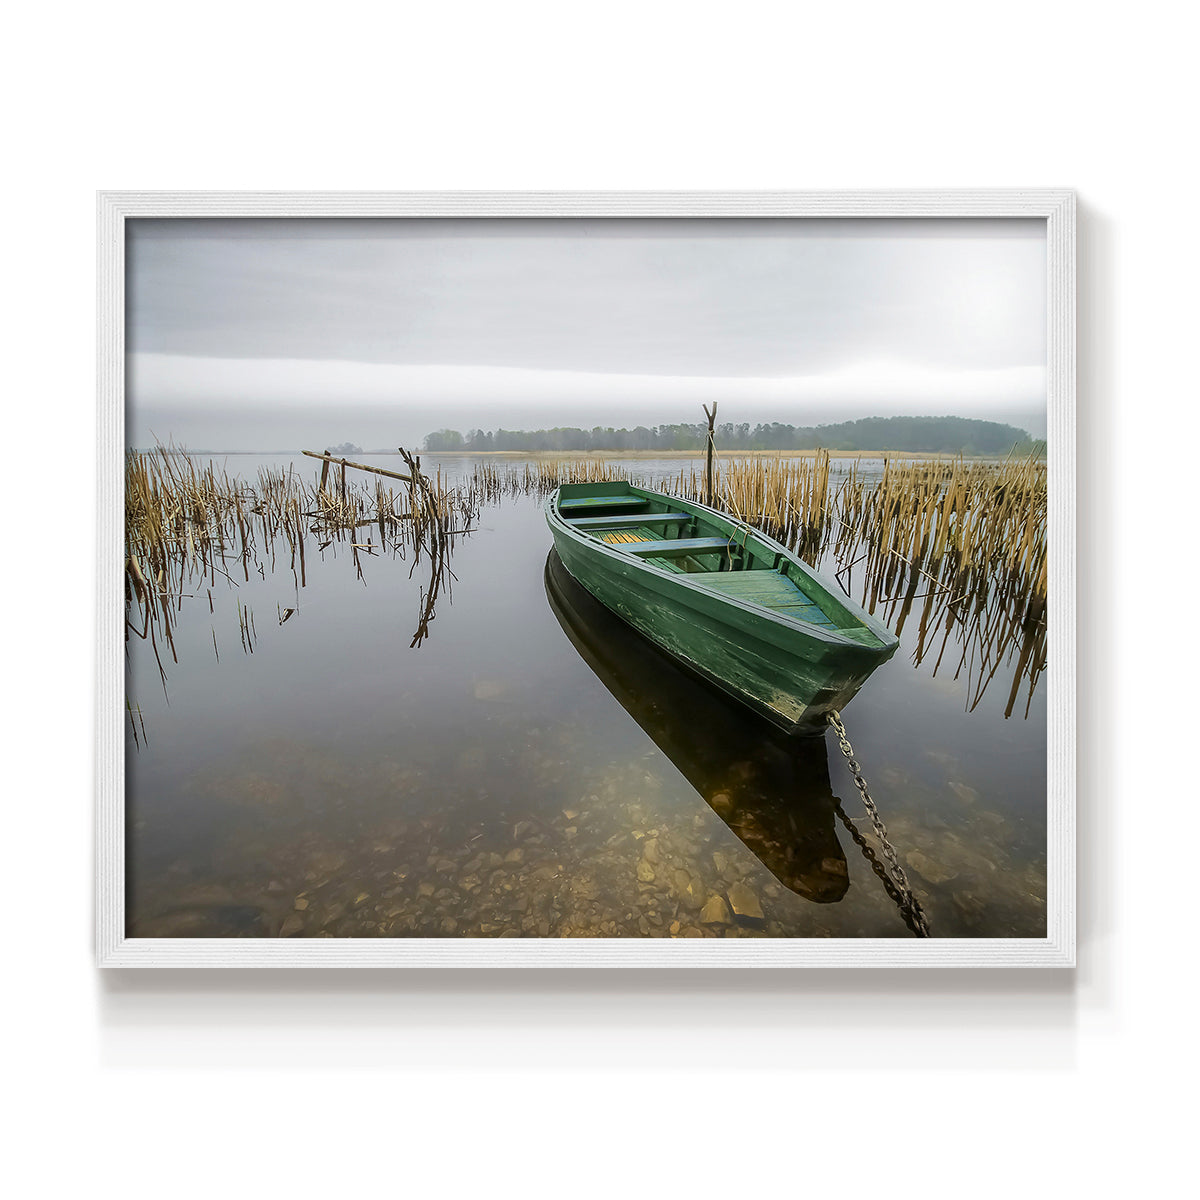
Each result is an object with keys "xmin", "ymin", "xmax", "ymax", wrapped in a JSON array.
[{"xmin": 126, "ymin": 217, "xmax": 1047, "ymax": 450}]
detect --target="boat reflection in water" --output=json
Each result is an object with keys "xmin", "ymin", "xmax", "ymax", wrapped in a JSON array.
[{"xmin": 545, "ymin": 551, "xmax": 849, "ymax": 904}]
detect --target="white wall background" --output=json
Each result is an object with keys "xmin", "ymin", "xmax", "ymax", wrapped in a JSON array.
[{"xmin": 3, "ymin": 2, "xmax": 1193, "ymax": 1195}]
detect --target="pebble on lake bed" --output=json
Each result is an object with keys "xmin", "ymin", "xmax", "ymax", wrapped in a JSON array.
[
  {"xmin": 709, "ymin": 792, "xmax": 734, "ymax": 815},
  {"xmin": 906, "ymin": 850, "xmax": 959, "ymax": 886},
  {"xmin": 700, "ymin": 894, "xmax": 733, "ymax": 927},
  {"xmin": 672, "ymin": 869, "xmax": 705, "ymax": 911},
  {"xmin": 948, "ymin": 781, "xmax": 980, "ymax": 805},
  {"xmin": 726, "ymin": 882, "xmax": 765, "ymax": 926}
]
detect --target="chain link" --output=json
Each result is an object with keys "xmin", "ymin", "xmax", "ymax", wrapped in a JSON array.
[{"xmin": 827, "ymin": 710, "xmax": 931, "ymax": 938}]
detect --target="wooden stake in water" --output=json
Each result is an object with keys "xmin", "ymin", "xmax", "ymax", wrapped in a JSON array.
[{"xmin": 702, "ymin": 402, "xmax": 717, "ymax": 507}]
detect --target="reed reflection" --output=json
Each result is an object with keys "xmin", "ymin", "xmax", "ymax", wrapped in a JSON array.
[{"xmin": 124, "ymin": 446, "xmax": 471, "ymax": 720}]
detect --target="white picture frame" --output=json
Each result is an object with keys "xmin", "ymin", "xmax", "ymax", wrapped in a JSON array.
[{"xmin": 97, "ymin": 190, "xmax": 1075, "ymax": 968}]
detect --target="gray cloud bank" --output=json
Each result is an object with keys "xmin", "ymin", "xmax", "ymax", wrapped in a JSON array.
[{"xmin": 126, "ymin": 217, "xmax": 1047, "ymax": 449}]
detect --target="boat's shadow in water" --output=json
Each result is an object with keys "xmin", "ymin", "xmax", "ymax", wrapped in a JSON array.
[{"xmin": 544, "ymin": 550, "xmax": 849, "ymax": 904}]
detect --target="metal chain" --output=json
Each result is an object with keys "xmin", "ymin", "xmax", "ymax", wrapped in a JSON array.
[{"xmin": 827, "ymin": 710, "xmax": 931, "ymax": 938}]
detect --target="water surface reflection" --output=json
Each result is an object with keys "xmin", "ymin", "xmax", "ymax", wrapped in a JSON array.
[{"xmin": 126, "ymin": 456, "xmax": 1048, "ymax": 940}]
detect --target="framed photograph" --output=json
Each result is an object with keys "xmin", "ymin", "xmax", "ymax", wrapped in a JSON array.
[{"xmin": 98, "ymin": 191, "xmax": 1074, "ymax": 967}]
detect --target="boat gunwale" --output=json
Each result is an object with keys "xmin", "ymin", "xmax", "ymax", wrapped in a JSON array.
[{"xmin": 545, "ymin": 484, "xmax": 897, "ymax": 654}]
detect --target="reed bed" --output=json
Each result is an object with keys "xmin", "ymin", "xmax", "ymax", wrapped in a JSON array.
[
  {"xmin": 127, "ymin": 446, "xmax": 1047, "ymax": 727},
  {"xmin": 704, "ymin": 451, "xmax": 1047, "ymax": 717},
  {"xmin": 469, "ymin": 449, "xmax": 1048, "ymax": 716},
  {"xmin": 464, "ymin": 457, "xmax": 639, "ymax": 504},
  {"xmin": 706, "ymin": 450, "xmax": 1048, "ymax": 718},
  {"xmin": 125, "ymin": 447, "xmax": 470, "ymax": 695}
]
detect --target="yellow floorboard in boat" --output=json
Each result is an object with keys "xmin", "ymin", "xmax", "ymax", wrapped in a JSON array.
[
  {"xmin": 599, "ymin": 530, "xmax": 650, "ymax": 544},
  {"xmin": 596, "ymin": 526, "xmax": 687, "ymax": 572}
]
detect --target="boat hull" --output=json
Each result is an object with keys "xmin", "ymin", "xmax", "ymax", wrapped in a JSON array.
[{"xmin": 546, "ymin": 486, "xmax": 897, "ymax": 735}]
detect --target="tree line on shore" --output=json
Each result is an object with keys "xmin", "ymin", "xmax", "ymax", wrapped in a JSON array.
[{"xmin": 422, "ymin": 415, "xmax": 1042, "ymax": 455}]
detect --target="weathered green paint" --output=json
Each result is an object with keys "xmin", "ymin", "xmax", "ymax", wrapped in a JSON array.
[
  {"xmin": 545, "ymin": 481, "xmax": 899, "ymax": 735},
  {"xmin": 692, "ymin": 571, "xmax": 839, "ymax": 627},
  {"xmin": 557, "ymin": 494, "xmax": 646, "ymax": 511}
]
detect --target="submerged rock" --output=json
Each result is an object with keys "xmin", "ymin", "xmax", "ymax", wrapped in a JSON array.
[
  {"xmin": 948, "ymin": 781, "xmax": 980, "ymax": 805},
  {"xmin": 700, "ymin": 894, "xmax": 733, "ymax": 927},
  {"xmin": 906, "ymin": 850, "xmax": 959, "ymax": 886},
  {"xmin": 726, "ymin": 882, "xmax": 765, "ymax": 926},
  {"xmin": 672, "ymin": 869, "xmax": 705, "ymax": 911}
]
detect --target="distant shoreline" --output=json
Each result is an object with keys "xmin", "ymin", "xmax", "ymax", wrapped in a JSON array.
[
  {"xmin": 418, "ymin": 448, "xmax": 1014, "ymax": 460},
  {"xmin": 135, "ymin": 447, "xmax": 1021, "ymax": 461}
]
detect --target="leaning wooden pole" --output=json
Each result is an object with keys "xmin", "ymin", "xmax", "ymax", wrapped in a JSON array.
[
  {"xmin": 702, "ymin": 402, "xmax": 718, "ymax": 507},
  {"xmin": 302, "ymin": 449, "xmax": 413, "ymax": 484}
]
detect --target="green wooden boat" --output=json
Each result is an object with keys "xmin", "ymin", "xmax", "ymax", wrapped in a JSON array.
[{"xmin": 545, "ymin": 481, "xmax": 899, "ymax": 735}]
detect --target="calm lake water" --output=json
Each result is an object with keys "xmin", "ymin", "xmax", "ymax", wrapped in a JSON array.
[{"xmin": 126, "ymin": 453, "xmax": 1047, "ymax": 939}]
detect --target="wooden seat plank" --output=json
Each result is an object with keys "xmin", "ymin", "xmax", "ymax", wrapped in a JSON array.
[
  {"xmin": 557, "ymin": 495, "xmax": 646, "ymax": 511},
  {"xmin": 567, "ymin": 511, "xmax": 690, "ymax": 529},
  {"xmin": 619, "ymin": 536, "xmax": 732, "ymax": 559}
]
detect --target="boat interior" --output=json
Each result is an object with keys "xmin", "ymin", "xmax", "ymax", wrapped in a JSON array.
[{"xmin": 557, "ymin": 486, "xmax": 840, "ymax": 629}]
